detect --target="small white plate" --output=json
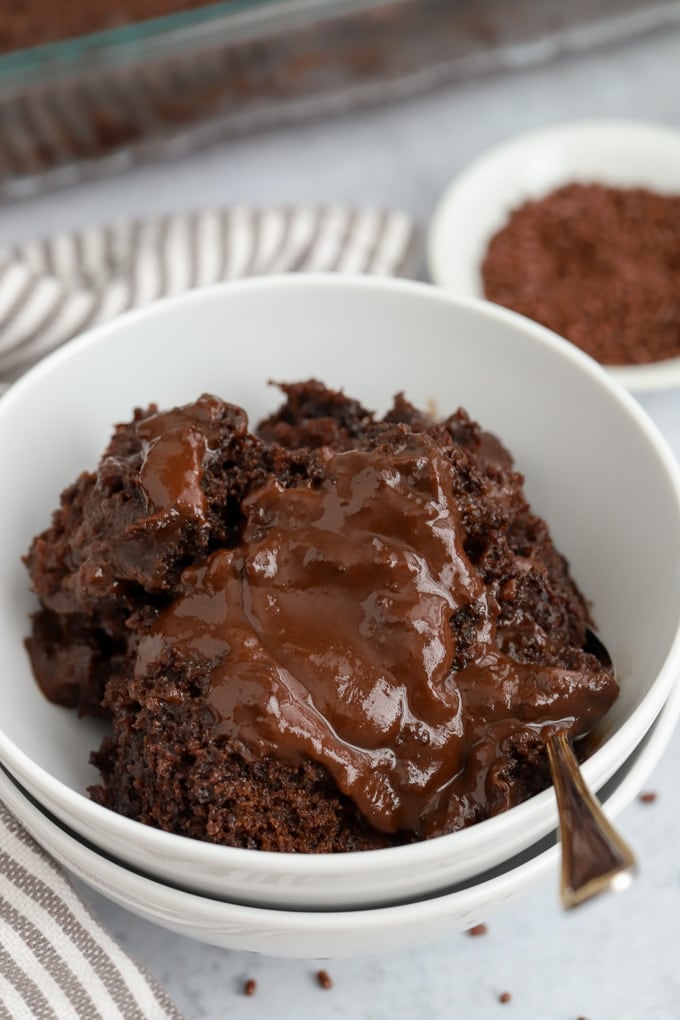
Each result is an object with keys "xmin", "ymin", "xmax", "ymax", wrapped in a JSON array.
[
  {"xmin": 427, "ymin": 119, "xmax": 680, "ymax": 392},
  {"xmin": 1, "ymin": 677, "xmax": 677, "ymax": 959}
]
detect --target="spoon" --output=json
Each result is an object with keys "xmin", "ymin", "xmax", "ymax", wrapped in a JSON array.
[{"xmin": 545, "ymin": 629, "xmax": 637, "ymax": 910}]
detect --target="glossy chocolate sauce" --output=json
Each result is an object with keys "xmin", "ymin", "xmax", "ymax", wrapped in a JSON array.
[
  {"xmin": 80, "ymin": 395, "xmax": 250, "ymax": 594},
  {"xmin": 135, "ymin": 422, "xmax": 614, "ymax": 836},
  {"xmin": 135, "ymin": 394, "xmax": 244, "ymax": 526}
]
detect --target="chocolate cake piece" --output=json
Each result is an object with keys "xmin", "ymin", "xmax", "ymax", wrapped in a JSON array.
[{"xmin": 24, "ymin": 381, "xmax": 618, "ymax": 852}]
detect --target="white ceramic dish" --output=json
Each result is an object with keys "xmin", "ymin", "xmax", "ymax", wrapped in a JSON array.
[
  {"xmin": 1, "ymin": 678, "xmax": 677, "ymax": 959},
  {"xmin": 427, "ymin": 119, "xmax": 680, "ymax": 392},
  {"xmin": 1, "ymin": 276, "xmax": 680, "ymax": 910}
]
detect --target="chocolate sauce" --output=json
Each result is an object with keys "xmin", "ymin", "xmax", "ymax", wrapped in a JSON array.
[
  {"xmin": 135, "ymin": 394, "xmax": 244, "ymax": 525},
  {"xmin": 136, "ymin": 428, "xmax": 616, "ymax": 836},
  {"xmin": 26, "ymin": 382, "xmax": 622, "ymax": 848}
]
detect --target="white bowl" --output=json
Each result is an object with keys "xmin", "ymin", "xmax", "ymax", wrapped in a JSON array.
[
  {"xmin": 1, "ymin": 677, "xmax": 677, "ymax": 959},
  {"xmin": 427, "ymin": 119, "xmax": 680, "ymax": 392},
  {"xmin": 1, "ymin": 275, "xmax": 680, "ymax": 910}
]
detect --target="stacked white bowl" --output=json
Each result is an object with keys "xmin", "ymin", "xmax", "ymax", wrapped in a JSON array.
[{"xmin": 1, "ymin": 277, "xmax": 679, "ymax": 957}]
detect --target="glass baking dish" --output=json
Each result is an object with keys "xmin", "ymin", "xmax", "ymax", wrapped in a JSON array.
[{"xmin": 1, "ymin": 0, "xmax": 678, "ymax": 199}]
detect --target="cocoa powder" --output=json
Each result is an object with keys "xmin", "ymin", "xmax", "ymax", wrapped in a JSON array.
[{"xmin": 481, "ymin": 183, "xmax": 680, "ymax": 366}]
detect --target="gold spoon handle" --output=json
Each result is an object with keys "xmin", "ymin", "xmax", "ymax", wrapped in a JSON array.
[{"xmin": 546, "ymin": 728, "xmax": 637, "ymax": 910}]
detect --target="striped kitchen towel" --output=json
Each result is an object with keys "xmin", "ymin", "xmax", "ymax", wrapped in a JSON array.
[
  {"xmin": 0, "ymin": 205, "xmax": 419, "ymax": 390},
  {"xmin": 0, "ymin": 203, "xmax": 418, "ymax": 1018},
  {"xmin": 0, "ymin": 800, "xmax": 182, "ymax": 1020}
]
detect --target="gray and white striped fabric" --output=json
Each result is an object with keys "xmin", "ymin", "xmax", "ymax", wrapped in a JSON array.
[
  {"xmin": 0, "ymin": 206, "xmax": 419, "ymax": 391},
  {"xmin": 0, "ymin": 803, "xmax": 182, "ymax": 1020},
  {"xmin": 0, "ymin": 204, "xmax": 417, "ymax": 1017}
]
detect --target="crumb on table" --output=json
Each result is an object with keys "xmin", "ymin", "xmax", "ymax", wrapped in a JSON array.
[{"xmin": 316, "ymin": 969, "xmax": 333, "ymax": 990}]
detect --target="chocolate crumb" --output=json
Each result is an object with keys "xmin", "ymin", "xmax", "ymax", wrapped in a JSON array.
[
  {"xmin": 499, "ymin": 991, "xmax": 512, "ymax": 1004},
  {"xmin": 243, "ymin": 979, "xmax": 257, "ymax": 997},
  {"xmin": 467, "ymin": 923, "xmax": 488, "ymax": 936},
  {"xmin": 316, "ymin": 969, "xmax": 333, "ymax": 990},
  {"xmin": 576, "ymin": 1015, "xmax": 590, "ymax": 1019},
  {"xmin": 639, "ymin": 791, "xmax": 658, "ymax": 804},
  {"xmin": 482, "ymin": 182, "xmax": 680, "ymax": 366}
]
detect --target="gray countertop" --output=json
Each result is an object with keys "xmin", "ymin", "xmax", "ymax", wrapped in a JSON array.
[{"xmin": 3, "ymin": 21, "xmax": 680, "ymax": 1020}]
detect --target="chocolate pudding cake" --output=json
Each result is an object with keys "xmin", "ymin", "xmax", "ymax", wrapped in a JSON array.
[{"xmin": 24, "ymin": 381, "xmax": 618, "ymax": 852}]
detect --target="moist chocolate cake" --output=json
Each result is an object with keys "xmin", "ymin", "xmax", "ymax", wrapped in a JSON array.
[{"xmin": 24, "ymin": 381, "xmax": 618, "ymax": 853}]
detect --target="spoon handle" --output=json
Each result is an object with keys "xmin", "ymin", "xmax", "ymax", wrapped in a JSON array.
[{"xmin": 546, "ymin": 729, "xmax": 637, "ymax": 910}]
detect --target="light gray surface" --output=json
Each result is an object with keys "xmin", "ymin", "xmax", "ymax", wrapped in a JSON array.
[{"xmin": 3, "ymin": 22, "xmax": 680, "ymax": 1020}]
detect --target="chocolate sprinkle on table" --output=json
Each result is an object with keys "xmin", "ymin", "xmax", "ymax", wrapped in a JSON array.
[
  {"xmin": 316, "ymin": 969, "xmax": 334, "ymax": 990},
  {"xmin": 467, "ymin": 923, "xmax": 489, "ymax": 936},
  {"xmin": 243, "ymin": 978, "xmax": 257, "ymax": 997},
  {"xmin": 639, "ymin": 791, "xmax": 658, "ymax": 804},
  {"xmin": 499, "ymin": 991, "xmax": 512, "ymax": 1004}
]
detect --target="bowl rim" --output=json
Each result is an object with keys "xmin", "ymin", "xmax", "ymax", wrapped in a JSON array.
[
  {"xmin": 2, "ymin": 272, "xmax": 680, "ymax": 879},
  {"xmin": 426, "ymin": 117, "xmax": 680, "ymax": 393}
]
